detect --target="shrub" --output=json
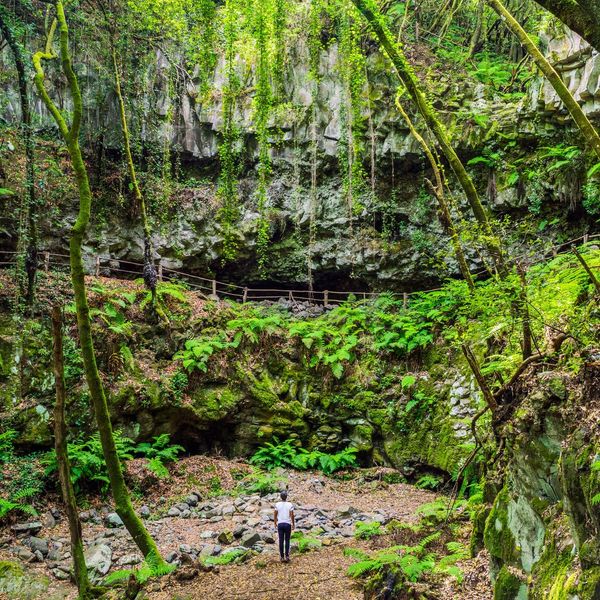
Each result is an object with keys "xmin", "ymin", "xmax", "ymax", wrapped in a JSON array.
[
  {"xmin": 249, "ymin": 438, "xmax": 358, "ymax": 475},
  {"xmin": 134, "ymin": 434, "xmax": 184, "ymax": 479}
]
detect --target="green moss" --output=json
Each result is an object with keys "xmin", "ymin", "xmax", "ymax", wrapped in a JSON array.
[
  {"xmin": 576, "ymin": 566, "xmax": 600, "ymax": 599},
  {"xmin": 484, "ymin": 486, "xmax": 519, "ymax": 565},
  {"xmin": 470, "ymin": 505, "xmax": 491, "ymax": 556},
  {"xmin": 494, "ymin": 565, "xmax": 525, "ymax": 600},
  {"xmin": 0, "ymin": 561, "xmax": 24, "ymax": 578},
  {"xmin": 530, "ymin": 542, "xmax": 573, "ymax": 599},
  {"xmin": 191, "ymin": 386, "xmax": 244, "ymax": 421}
]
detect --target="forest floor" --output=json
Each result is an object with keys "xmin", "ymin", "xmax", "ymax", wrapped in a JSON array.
[{"xmin": 0, "ymin": 456, "xmax": 493, "ymax": 600}]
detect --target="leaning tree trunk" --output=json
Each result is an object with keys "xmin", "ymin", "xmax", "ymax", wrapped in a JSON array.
[
  {"xmin": 350, "ymin": 0, "xmax": 505, "ymax": 274},
  {"xmin": 487, "ymin": 0, "xmax": 600, "ymax": 161},
  {"xmin": 0, "ymin": 7, "xmax": 37, "ymax": 306},
  {"xmin": 394, "ymin": 93, "xmax": 475, "ymax": 291},
  {"xmin": 111, "ymin": 45, "xmax": 165, "ymax": 321},
  {"xmin": 32, "ymin": 1, "xmax": 166, "ymax": 568},
  {"xmin": 533, "ymin": 0, "xmax": 600, "ymax": 52},
  {"xmin": 51, "ymin": 306, "xmax": 97, "ymax": 600}
]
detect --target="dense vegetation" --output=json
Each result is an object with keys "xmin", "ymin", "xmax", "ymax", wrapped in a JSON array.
[{"xmin": 0, "ymin": 0, "xmax": 599, "ymax": 598}]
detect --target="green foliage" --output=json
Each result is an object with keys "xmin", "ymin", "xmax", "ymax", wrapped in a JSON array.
[
  {"xmin": 42, "ymin": 431, "xmax": 135, "ymax": 493},
  {"xmin": 354, "ymin": 520, "xmax": 383, "ymax": 540},
  {"xmin": 103, "ymin": 561, "xmax": 175, "ymax": 586},
  {"xmin": 249, "ymin": 438, "xmax": 358, "ymax": 475},
  {"xmin": 0, "ymin": 430, "xmax": 17, "ymax": 464},
  {"xmin": 291, "ymin": 530, "xmax": 322, "ymax": 553},
  {"xmin": 237, "ymin": 469, "xmax": 286, "ymax": 495},
  {"xmin": 134, "ymin": 434, "xmax": 184, "ymax": 479},
  {"xmin": 174, "ymin": 333, "xmax": 241, "ymax": 373},
  {"xmin": 345, "ymin": 532, "xmax": 440, "ymax": 581},
  {"xmin": 203, "ymin": 549, "xmax": 248, "ymax": 566},
  {"xmin": 415, "ymin": 473, "xmax": 444, "ymax": 490}
]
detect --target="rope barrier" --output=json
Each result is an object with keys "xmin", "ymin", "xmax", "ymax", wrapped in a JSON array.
[{"xmin": 0, "ymin": 233, "xmax": 598, "ymax": 306}]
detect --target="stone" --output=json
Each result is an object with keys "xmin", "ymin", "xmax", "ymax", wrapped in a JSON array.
[
  {"xmin": 240, "ymin": 531, "xmax": 261, "ymax": 548},
  {"xmin": 200, "ymin": 530, "xmax": 216, "ymax": 539},
  {"xmin": 260, "ymin": 533, "xmax": 275, "ymax": 544},
  {"xmin": 140, "ymin": 505, "xmax": 151, "ymax": 518},
  {"xmin": 52, "ymin": 567, "xmax": 71, "ymax": 580},
  {"xmin": 233, "ymin": 525, "xmax": 247, "ymax": 538},
  {"xmin": 105, "ymin": 513, "xmax": 124, "ymax": 528},
  {"xmin": 336, "ymin": 506, "xmax": 359, "ymax": 519},
  {"xmin": 217, "ymin": 530, "xmax": 234, "ymax": 545},
  {"xmin": 167, "ymin": 507, "xmax": 181, "ymax": 517},
  {"xmin": 186, "ymin": 494, "xmax": 199, "ymax": 507},
  {"xmin": 179, "ymin": 544, "xmax": 193, "ymax": 554},
  {"xmin": 118, "ymin": 554, "xmax": 142, "ymax": 566},
  {"xmin": 84, "ymin": 544, "xmax": 112, "ymax": 577},
  {"xmin": 221, "ymin": 504, "xmax": 235, "ymax": 516},
  {"xmin": 40, "ymin": 512, "xmax": 56, "ymax": 529},
  {"xmin": 11, "ymin": 522, "xmax": 42, "ymax": 536},
  {"xmin": 27, "ymin": 537, "xmax": 49, "ymax": 557},
  {"xmin": 16, "ymin": 547, "xmax": 36, "ymax": 561}
]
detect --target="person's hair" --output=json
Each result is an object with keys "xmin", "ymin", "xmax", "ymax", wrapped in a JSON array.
[{"xmin": 280, "ymin": 491, "xmax": 288, "ymax": 501}]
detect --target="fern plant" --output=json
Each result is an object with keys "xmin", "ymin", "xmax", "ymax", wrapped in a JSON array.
[
  {"xmin": 291, "ymin": 531, "xmax": 322, "ymax": 553},
  {"xmin": 174, "ymin": 333, "xmax": 241, "ymax": 373},
  {"xmin": 134, "ymin": 434, "xmax": 184, "ymax": 478},
  {"xmin": 354, "ymin": 520, "xmax": 383, "ymax": 540},
  {"xmin": 249, "ymin": 438, "xmax": 358, "ymax": 475},
  {"xmin": 42, "ymin": 431, "xmax": 136, "ymax": 493}
]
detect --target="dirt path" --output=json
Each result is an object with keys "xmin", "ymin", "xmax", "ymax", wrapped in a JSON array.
[
  {"xmin": 0, "ymin": 458, "xmax": 492, "ymax": 600},
  {"xmin": 153, "ymin": 541, "xmax": 366, "ymax": 600}
]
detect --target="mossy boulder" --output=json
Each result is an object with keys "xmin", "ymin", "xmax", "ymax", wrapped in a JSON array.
[
  {"xmin": 0, "ymin": 560, "xmax": 61, "ymax": 599},
  {"xmin": 494, "ymin": 565, "xmax": 527, "ymax": 600}
]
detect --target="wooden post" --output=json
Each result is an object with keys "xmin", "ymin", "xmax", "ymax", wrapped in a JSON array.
[
  {"xmin": 95, "ymin": 256, "xmax": 100, "ymax": 277},
  {"xmin": 324, "ymin": 290, "xmax": 329, "ymax": 306},
  {"xmin": 403, "ymin": 292, "xmax": 408, "ymax": 310},
  {"xmin": 243, "ymin": 287, "xmax": 248, "ymax": 303},
  {"xmin": 44, "ymin": 251, "xmax": 50, "ymax": 272},
  {"xmin": 158, "ymin": 261, "xmax": 163, "ymax": 282},
  {"xmin": 212, "ymin": 280, "xmax": 217, "ymax": 296},
  {"xmin": 288, "ymin": 290, "xmax": 293, "ymax": 303},
  {"xmin": 552, "ymin": 247, "xmax": 557, "ymax": 257},
  {"xmin": 583, "ymin": 233, "xmax": 589, "ymax": 244}
]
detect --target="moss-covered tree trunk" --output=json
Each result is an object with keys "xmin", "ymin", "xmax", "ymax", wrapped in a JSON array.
[
  {"xmin": 0, "ymin": 7, "xmax": 37, "ymax": 306},
  {"xmin": 111, "ymin": 45, "xmax": 163, "ymax": 318},
  {"xmin": 394, "ymin": 94, "xmax": 474, "ymax": 291},
  {"xmin": 533, "ymin": 0, "xmax": 600, "ymax": 51},
  {"xmin": 32, "ymin": 1, "xmax": 166, "ymax": 568},
  {"xmin": 488, "ymin": 0, "xmax": 600, "ymax": 161},
  {"xmin": 350, "ymin": 0, "xmax": 505, "ymax": 274},
  {"xmin": 51, "ymin": 305, "xmax": 97, "ymax": 600}
]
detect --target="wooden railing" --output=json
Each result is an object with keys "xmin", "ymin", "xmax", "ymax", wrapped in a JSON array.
[{"xmin": 0, "ymin": 232, "xmax": 598, "ymax": 306}]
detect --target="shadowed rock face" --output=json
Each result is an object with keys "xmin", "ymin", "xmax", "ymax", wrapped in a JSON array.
[{"xmin": 0, "ymin": 27, "xmax": 597, "ymax": 290}]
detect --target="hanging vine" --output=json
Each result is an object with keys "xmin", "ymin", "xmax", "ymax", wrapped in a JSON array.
[
  {"xmin": 252, "ymin": 0, "xmax": 273, "ymax": 276},
  {"xmin": 337, "ymin": 9, "xmax": 368, "ymax": 220},
  {"xmin": 217, "ymin": 0, "xmax": 242, "ymax": 262},
  {"xmin": 306, "ymin": 0, "xmax": 323, "ymax": 292}
]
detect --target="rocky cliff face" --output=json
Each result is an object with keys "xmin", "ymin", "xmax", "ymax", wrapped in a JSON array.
[{"xmin": 1, "ymin": 28, "xmax": 598, "ymax": 290}]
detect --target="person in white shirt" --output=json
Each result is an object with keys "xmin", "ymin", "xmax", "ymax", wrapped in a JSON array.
[{"xmin": 274, "ymin": 491, "xmax": 295, "ymax": 562}]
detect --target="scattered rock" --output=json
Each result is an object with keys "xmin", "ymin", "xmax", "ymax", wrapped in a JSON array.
[
  {"xmin": 218, "ymin": 530, "xmax": 234, "ymax": 545},
  {"xmin": 140, "ymin": 505, "xmax": 151, "ymax": 518},
  {"xmin": 40, "ymin": 512, "xmax": 56, "ymax": 529},
  {"xmin": 240, "ymin": 531, "xmax": 261, "ymax": 548},
  {"xmin": 11, "ymin": 522, "xmax": 42, "ymax": 536},
  {"xmin": 105, "ymin": 513, "xmax": 124, "ymax": 528},
  {"xmin": 84, "ymin": 543, "xmax": 113, "ymax": 578},
  {"xmin": 27, "ymin": 536, "xmax": 49, "ymax": 557}
]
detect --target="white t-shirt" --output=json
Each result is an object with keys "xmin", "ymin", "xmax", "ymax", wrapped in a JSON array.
[{"xmin": 275, "ymin": 501, "xmax": 294, "ymax": 525}]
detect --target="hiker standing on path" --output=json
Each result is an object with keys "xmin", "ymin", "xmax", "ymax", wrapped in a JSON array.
[{"xmin": 274, "ymin": 491, "xmax": 295, "ymax": 563}]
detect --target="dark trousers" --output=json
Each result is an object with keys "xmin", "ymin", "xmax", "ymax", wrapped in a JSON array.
[{"xmin": 278, "ymin": 523, "xmax": 291, "ymax": 557}]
